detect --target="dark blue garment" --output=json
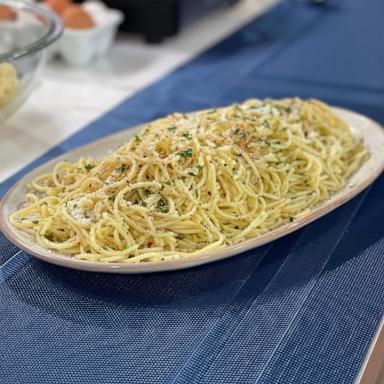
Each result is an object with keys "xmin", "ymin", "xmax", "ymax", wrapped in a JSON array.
[{"xmin": 1, "ymin": 0, "xmax": 383, "ymax": 382}]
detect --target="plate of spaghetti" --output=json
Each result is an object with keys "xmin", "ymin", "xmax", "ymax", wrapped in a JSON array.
[{"xmin": 1, "ymin": 98, "xmax": 383, "ymax": 273}]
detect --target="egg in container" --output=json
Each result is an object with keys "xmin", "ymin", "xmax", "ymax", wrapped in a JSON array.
[{"xmin": 40, "ymin": 0, "xmax": 123, "ymax": 65}]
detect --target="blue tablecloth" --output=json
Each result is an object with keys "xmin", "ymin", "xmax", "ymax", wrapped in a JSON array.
[{"xmin": 1, "ymin": 0, "xmax": 383, "ymax": 383}]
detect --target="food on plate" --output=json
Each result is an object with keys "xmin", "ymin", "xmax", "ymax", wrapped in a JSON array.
[
  {"xmin": 0, "ymin": 4, "xmax": 17, "ymax": 21},
  {"xmin": 9, "ymin": 98, "xmax": 367, "ymax": 263},
  {"xmin": 0, "ymin": 63, "xmax": 18, "ymax": 108},
  {"xmin": 61, "ymin": 4, "xmax": 95, "ymax": 29}
]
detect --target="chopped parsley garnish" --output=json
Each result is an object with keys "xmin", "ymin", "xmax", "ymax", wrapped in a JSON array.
[
  {"xmin": 135, "ymin": 135, "xmax": 141, "ymax": 142},
  {"xmin": 182, "ymin": 133, "xmax": 193, "ymax": 140},
  {"xmin": 234, "ymin": 128, "xmax": 246, "ymax": 138},
  {"xmin": 84, "ymin": 164, "xmax": 95, "ymax": 171},
  {"xmin": 188, "ymin": 165, "xmax": 203, "ymax": 177},
  {"xmin": 108, "ymin": 196, "xmax": 116, "ymax": 202},
  {"xmin": 32, "ymin": 220, "xmax": 39, "ymax": 225},
  {"xmin": 167, "ymin": 126, "xmax": 177, "ymax": 132},
  {"xmin": 45, "ymin": 233, "xmax": 54, "ymax": 241},
  {"xmin": 141, "ymin": 201, "xmax": 148, "ymax": 208},
  {"xmin": 164, "ymin": 180, "xmax": 172, "ymax": 186},
  {"xmin": 117, "ymin": 164, "xmax": 127, "ymax": 173},
  {"xmin": 289, "ymin": 217, "xmax": 295, "ymax": 222},
  {"xmin": 176, "ymin": 148, "xmax": 193, "ymax": 158},
  {"xmin": 234, "ymin": 104, "xmax": 242, "ymax": 112},
  {"xmin": 263, "ymin": 120, "xmax": 271, "ymax": 129},
  {"xmin": 157, "ymin": 199, "xmax": 169, "ymax": 213}
]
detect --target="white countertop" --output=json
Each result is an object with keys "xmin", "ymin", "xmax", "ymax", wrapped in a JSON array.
[{"xmin": 0, "ymin": 0, "xmax": 276, "ymax": 182}]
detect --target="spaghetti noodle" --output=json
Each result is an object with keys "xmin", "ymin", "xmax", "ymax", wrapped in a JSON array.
[{"xmin": 10, "ymin": 98, "xmax": 367, "ymax": 263}]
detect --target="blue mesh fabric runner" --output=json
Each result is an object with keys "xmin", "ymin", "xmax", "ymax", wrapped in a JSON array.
[{"xmin": 1, "ymin": 0, "xmax": 384, "ymax": 383}]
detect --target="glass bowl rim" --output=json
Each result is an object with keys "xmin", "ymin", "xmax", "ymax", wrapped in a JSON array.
[{"xmin": 0, "ymin": 0, "xmax": 63, "ymax": 63}]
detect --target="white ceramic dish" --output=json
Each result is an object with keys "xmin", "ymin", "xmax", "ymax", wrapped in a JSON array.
[
  {"xmin": 1, "ymin": 107, "xmax": 383, "ymax": 274},
  {"xmin": 55, "ymin": 1, "xmax": 124, "ymax": 65},
  {"xmin": 3, "ymin": 1, "xmax": 124, "ymax": 66}
]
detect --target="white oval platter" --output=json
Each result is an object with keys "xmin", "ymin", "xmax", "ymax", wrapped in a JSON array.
[{"xmin": 1, "ymin": 107, "xmax": 383, "ymax": 273}]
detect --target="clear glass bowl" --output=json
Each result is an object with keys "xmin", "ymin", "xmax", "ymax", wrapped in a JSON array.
[{"xmin": 0, "ymin": 0, "xmax": 62, "ymax": 122}]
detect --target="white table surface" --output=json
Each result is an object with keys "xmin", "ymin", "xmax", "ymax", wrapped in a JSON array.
[{"xmin": 0, "ymin": 0, "xmax": 276, "ymax": 183}]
